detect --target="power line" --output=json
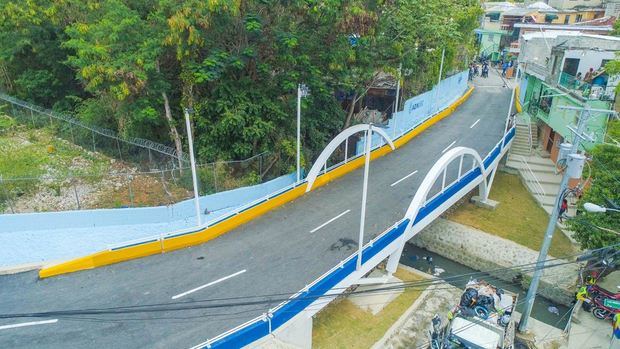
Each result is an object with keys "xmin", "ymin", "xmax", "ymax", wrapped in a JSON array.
[{"xmin": 1, "ymin": 245, "xmax": 611, "ymax": 322}]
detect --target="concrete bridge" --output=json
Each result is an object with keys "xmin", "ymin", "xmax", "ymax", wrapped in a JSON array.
[{"xmin": 0, "ymin": 74, "xmax": 514, "ymax": 349}]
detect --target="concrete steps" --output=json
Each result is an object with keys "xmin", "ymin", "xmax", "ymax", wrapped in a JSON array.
[
  {"xmin": 510, "ymin": 122, "xmax": 536, "ymax": 156},
  {"xmin": 505, "ymin": 153, "xmax": 563, "ymax": 215},
  {"xmin": 505, "ymin": 160, "xmax": 557, "ymax": 174}
]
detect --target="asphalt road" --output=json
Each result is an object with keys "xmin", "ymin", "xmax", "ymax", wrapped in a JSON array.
[{"xmin": 0, "ymin": 73, "xmax": 512, "ymax": 349}]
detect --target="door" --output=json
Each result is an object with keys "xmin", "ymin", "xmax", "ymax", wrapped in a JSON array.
[{"xmin": 546, "ymin": 129, "xmax": 556, "ymax": 153}]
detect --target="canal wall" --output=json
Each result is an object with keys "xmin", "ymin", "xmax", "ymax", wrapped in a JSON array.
[{"xmin": 411, "ymin": 219, "xmax": 578, "ymax": 306}]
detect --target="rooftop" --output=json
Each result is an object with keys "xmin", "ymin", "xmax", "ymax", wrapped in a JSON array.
[
  {"xmin": 514, "ymin": 23, "xmax": 613, "ymax": 32},
  {"xmin": 522, "ymin": 30, "xmax": 620, "ymax": 42}
]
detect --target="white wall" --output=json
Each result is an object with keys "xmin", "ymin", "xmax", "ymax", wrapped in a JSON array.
[{"xmin": 563, "ymin": 49, "xmax": 617, "ymax": 76}]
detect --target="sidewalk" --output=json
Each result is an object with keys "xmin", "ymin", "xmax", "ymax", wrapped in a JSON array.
[{"xmin": 565, "ymin": 307, "xmax": 618, "ymax": 349}]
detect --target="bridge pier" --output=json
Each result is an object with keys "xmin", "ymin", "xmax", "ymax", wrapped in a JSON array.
[
  {"xmin": 248, "ymin": 313, "xmax": 313, "ymax": 349},
  {"xmin": 386, "ymin": 241, "xmax": 405, "ymax": 276}
]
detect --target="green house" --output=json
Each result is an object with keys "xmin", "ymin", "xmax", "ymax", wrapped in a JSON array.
[{"xmin": 475, "ymin": 29, "xmax": 506, "ymax": 61}]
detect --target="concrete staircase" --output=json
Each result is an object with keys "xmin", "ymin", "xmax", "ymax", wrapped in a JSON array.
[
  {"xmin": 505, "ymin": 154, "xmax": 561, "ymax": 215},
  {"xmin": 509, "ymin": 119, "xmax": 538, "ymax": 157}
]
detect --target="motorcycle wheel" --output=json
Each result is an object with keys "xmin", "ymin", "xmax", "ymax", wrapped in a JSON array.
[{"xmin": 593, "ymin": 307, "xmax": 609, "ymax": 320}]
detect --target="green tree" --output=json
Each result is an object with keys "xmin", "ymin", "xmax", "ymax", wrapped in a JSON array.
[{"xmin": 568, "ymin": 121, "xmax": 620, "ymax": 249}]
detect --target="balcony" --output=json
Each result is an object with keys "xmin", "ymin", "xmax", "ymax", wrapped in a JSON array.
[
  {"xmin": 557, "ymin": 72, "xmax": 615, "ymax": 102},
  {"xmin": 525, "ymin": 62, "xmax": 549, "ymax": 80}
]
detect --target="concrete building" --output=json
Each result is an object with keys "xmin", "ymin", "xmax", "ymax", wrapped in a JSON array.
[
  {"xmin": 475, "ymin": 28, "xmax": 507, "ymax": 61},
  {"xmin": 506, "ymin": 30, "xmax": 619, "ymax": 214},
  {"xmin": 547, "ymin": 0, "xmax": 603, "ymax": 10},
  {"xmin": 606, "ymin": 0, "xmax": 620, "ymax": 17},
  {"xmin": 518, "ymin": 31, "xmax": 620, "ymax": 163},
  {"xmin": 510, "ymin": 22, "xmax": 614, "ymax": 55}
]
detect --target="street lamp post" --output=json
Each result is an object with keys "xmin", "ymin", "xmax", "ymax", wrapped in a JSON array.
[
  {"xmin": 357, "ymin": 125, "xmax": 373, "ymax": 270},
  {"xmin": 304, "ymin": 124, "xmax": 394, "ymax": 271},
  {"xmin": 584, "ymin": 202, "xmax": 620, "ymax": 214},
  {"xmin": 184, "ymin": 108, "xmax": 202, "ymax": 226},
  {"xmin": 296, "ymin": 84, "xmax": 309, "ymax": 183},
  {"xmin": 434, "ymin": 48, "xmax": 446, "ymax": 114}
]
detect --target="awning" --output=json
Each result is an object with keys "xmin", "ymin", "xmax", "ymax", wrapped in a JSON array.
[{"xmin": 545, "ymin": 14, "xmax": 559, "ymax": 21}]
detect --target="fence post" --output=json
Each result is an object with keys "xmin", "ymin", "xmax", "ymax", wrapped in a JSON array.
[
  {"xmin": 160, "ymin": 170, "xmax": 172, "ymax": 203},
  {"xmin": 127, "ymin": 174, "xmax": 134, "ymax": 207},
  {"xmin": 116, "ymin": 138, "xmax": 123, "ymax": 161},
  {"xmin": 30, "ymin": 109, "xmax": 35, "ymax": 128},
  {"xmin": 69, "ymin": 123, "xmax": 75, "ymax": 143},
  {"xmin": 0, "ymin": 175, "xmax": 15, "ymax": 214},
  {"xmin": 213, "ymin": 162, "xmax": 218, "ymax": 192},
  {"xmin": 91, "ymin": 130, "xmax": 96, "ymax": 152},
  {"xmin": 73, "ymin": 181, "xmax": 81, "ymax": 210},
  {"xmin": 48, "ymin": 113, "xmax": 53, "ymax": 128}
]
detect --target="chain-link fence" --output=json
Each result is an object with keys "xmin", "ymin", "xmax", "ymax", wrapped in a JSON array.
[
  {"xmin": 0, "ymin": 93, "xmax": 187, "ymax": 170},
  {"xmin": 0, "ymin": 152, "xmax": 278, "ymax": 214}
]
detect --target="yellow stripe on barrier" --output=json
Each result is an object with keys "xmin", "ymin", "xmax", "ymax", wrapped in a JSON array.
[
  {"xmin": 39, "ymin": 86, "xmax": 475, "ymax": 278},
  {"xmin": 514, "ymin": 85, "xmax": 523, "ymax": 113}
]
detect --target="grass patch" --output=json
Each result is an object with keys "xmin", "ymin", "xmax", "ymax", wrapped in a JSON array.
[
  {"xmin": 312, "ymin": 268, "xmax": 426, "ymax": 349},
  {"xmin": 448, "ymin": 172, "xmax": 576, "ymax": 258}
]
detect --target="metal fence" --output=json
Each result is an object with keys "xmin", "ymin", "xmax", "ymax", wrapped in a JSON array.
[
  {"xmin": 0, "ymin": 152, "xmax": 276, "ymax": 214},
  {"xmin": 0, "ymin": 92, "xmax": 187, "ymax": 170}
]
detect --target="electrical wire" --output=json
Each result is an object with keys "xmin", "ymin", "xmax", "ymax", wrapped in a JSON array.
[{"xmin": 2, "ymin": 244, "xmax": 614, "ymax": 322}]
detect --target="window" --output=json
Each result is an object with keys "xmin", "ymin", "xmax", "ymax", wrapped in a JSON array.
[
  {"xmin": 576, "ymin": 14, "xmax": 583, "ymax": 22},
  {"xmin": 564, "ymin": 15, "xmax": 571, "ymax": 24},
  {"xmin": 563, "ymin": 58, "xmax": 580, "ymax": 76}
]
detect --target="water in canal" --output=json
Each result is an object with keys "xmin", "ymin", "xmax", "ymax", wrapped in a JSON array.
[{"xmin": 400, "ymin": 243, "xmax": 571, "ymax": 329}]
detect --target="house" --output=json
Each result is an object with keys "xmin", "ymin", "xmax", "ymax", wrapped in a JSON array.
[
  {"xmin": 506, "ymin": 31, "xmax": 620, "ymax": 214},
  {"xmin": 519, "ymin": 31, "xmax": 620, "ymax": 162},
  {"xmin": 510, "ymin": 22, "xmax": 615, "ymax": 55},
  {"xmin": 475, "ymin": 28, "xmax": 507, "ymax": 61},
  {"xmin": 544, "ymin": 0, "xmax": 603, "ymax": 10}
]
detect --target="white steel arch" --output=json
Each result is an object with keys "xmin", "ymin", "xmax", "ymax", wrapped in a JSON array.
[
  {"xmin": 305, "ymin": 124, "xmax": 395, "ymax": 192},
  {"xmin": 385, "ymin": 146, "xmax": 489, "ymax": 275},
  {"xmin": 403, "ymin": 146, "xmax": 487, "ymax": 232}
]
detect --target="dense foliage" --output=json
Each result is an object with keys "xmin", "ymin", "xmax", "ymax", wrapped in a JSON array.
[
  {"xmin": 568, "ymin": 121, "xmax": 620, "ymax": 250},
  {"xmin": 0, "ymin": 0, "xmax": 481, "ymax": 172}
]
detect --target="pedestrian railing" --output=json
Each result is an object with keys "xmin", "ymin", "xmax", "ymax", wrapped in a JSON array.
[
  {"xmin": 517, "ymin": 155, "xmax": 546, "ymax": 203},
  {"xmin": 190, "ymin": 126, "xmax": 516, "ymax": 349}
]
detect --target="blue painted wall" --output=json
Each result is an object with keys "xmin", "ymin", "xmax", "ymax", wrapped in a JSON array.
[{"xmin": 357, "ymin": 71, "xmax": 469, "ymax": 153}]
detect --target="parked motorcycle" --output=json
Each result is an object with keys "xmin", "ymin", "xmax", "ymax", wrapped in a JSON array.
[
  {"xmin": 587, "ymin": 284, "xmax": 620, "ymax": 303},
  {"xmin": 591, "ymin": 295, "xmax": 620, "ymax": 321}
]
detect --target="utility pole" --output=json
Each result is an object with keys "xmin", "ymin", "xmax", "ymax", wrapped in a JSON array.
[
  {"xmin": 519, "ymin": 104, "xmax": 616, "ymax": 331},
  {"xmin": 184, "ymin": 108, "xmax": 202, "ymax": 226}
]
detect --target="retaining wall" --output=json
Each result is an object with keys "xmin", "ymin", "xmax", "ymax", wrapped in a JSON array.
[
  {"xmin": 1, "ymin": 173, "xmax": 296, "ymax": 233},
  {"xmin": 411, "ymin": 218, "xmax": 578, "ymax": 306}
]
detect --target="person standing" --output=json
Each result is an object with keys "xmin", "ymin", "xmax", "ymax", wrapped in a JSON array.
[{"xmin": 559, "ymin": 198, "xmax": 568, "ymax": 223}]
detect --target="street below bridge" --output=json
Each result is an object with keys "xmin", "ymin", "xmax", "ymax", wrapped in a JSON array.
[{"xmin": 0, "ymin": 72, "xmax": 512, "ymax": 349}]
